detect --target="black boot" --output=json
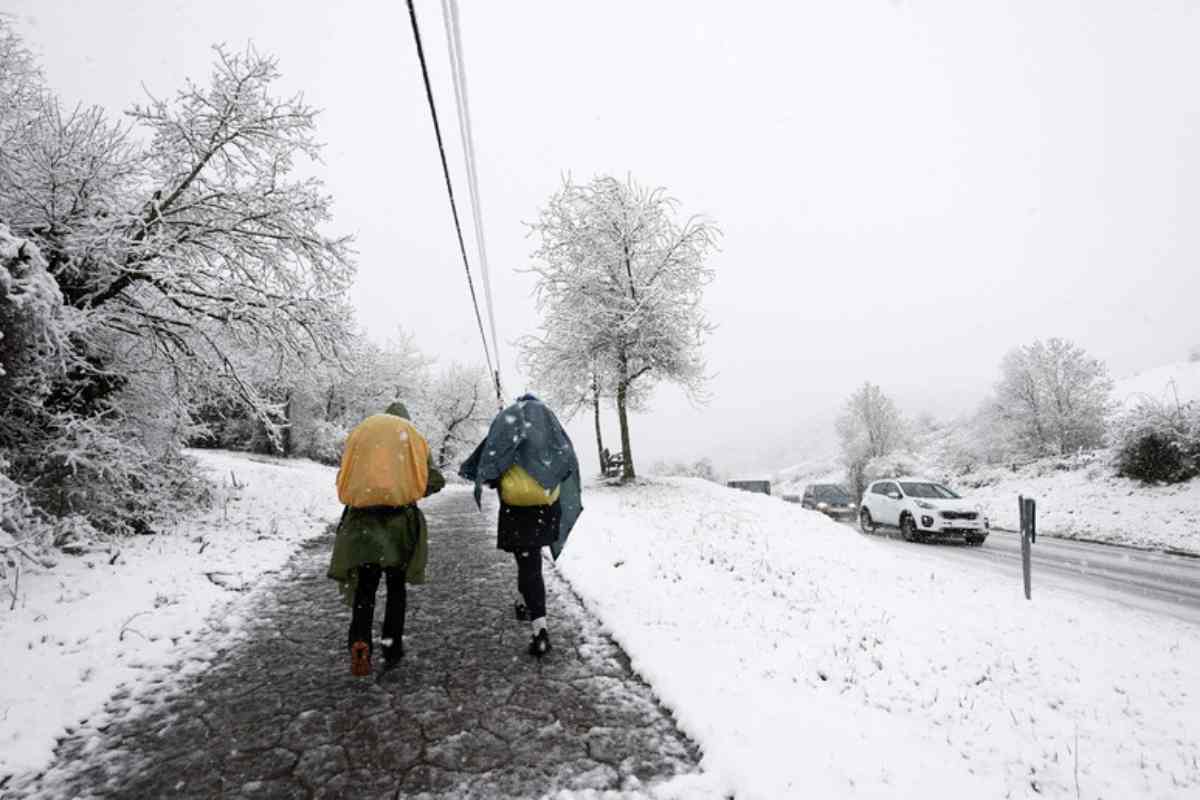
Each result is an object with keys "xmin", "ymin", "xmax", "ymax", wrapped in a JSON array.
[
  {"xmin": 528, "ymin": 628, "xmax": 550, "ymax": 658},
  {"xmin": 381, "ymin": 641, "xmax": 403, "ymax": 670}
]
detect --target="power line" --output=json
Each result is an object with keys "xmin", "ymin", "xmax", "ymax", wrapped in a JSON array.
[
  {"xmin": 404, "ymin": 0, "xmax": 502, "ymax": 406},
  {"xmin": 441, "ymin": 0, "xmax": 503, "ymax": 399}
]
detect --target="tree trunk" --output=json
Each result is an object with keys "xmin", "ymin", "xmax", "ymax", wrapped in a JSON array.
[
  {"xmin": 324, "ymin": 385, "xmax": 336, "ymax": 420},
  {"xmin": 592, "ymin": 373, "xmax": 605, "ymax": 474},
  {"xmin": 281, "ymin": 390, "xmax": 294, "ymax": 457},
  {"xmin": 616, "ymin": 354, "xmax": 635, "ymax": 481}
]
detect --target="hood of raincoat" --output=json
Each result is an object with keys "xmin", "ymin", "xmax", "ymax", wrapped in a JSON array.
[
  {"xmin": 385, "ymin": 401, "xmax": 411, "ymax": 419},
  {"xmin": 459, "ymin": 394, "xmax": 583, "ymax": 558}
]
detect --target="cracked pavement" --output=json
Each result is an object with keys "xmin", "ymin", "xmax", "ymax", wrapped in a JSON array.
[{"xmin": 11, "ymin": 490, "xmax": 703, "ymax": 799}]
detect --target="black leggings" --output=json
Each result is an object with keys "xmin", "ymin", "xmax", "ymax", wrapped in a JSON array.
[
  {"xmin": 514, "ymin": 549, "xmax": 546, "ymax": 621},
  {"xmin": 349, "ymin": 563, "xmax": 406, "ymax": 655}
]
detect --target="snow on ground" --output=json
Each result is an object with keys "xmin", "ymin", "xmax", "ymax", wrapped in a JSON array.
[
  {"xmin": 558, "ymin": 477, "xmax": 1200, "ymax": 800},
  {"xmin": 0, "ymin": 450, "xmax": 341, "ymax": 779},
  {"xmin": 959, "ymin": 454, "xmax": 1200, "ymax": 554}
]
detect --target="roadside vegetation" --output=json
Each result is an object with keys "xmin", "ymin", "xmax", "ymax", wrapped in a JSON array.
[{"xmin": 0, "ymin": 26, "xmax": 487, "ymax": 585}]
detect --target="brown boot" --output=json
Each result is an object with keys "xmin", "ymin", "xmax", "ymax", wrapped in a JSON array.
[{"xmin": 350, "ymin": 640, "xmax": 371, "ymax": 677}]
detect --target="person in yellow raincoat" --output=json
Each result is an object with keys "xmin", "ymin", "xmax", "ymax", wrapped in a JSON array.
[{"xmin": 328, "ymin": 401, "xmax": 444, "ymax": 676}]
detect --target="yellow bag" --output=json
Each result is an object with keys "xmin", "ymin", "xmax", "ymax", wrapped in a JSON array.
[
  {"xmin": 500, "ymin": 464, "xmax": 560, "ymax": 507},
  {"xmin": 337, "ymin": 414, "xmax": 430, "ymax": 508}
]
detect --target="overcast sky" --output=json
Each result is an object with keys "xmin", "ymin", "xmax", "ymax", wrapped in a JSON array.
[{"xmin": 9, "ymin": 1, "xmax": 1199, "ymax": 475}]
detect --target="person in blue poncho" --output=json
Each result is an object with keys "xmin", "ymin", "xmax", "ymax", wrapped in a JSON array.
[{"xmin": 459, "ymin": 394, "xmax": 583, "ymax": 657}]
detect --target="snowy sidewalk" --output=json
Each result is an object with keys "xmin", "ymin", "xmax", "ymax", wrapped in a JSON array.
[{"xmin": 11, "ymin": 490, "xmax": 704, "ymax": 799}]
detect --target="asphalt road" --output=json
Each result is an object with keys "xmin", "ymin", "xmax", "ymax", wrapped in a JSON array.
[{"xmin": 861, "ymin": 524, "xmax": 1200, "ymax": 624}]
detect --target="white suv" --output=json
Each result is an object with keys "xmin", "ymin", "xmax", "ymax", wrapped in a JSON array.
[{"xmin": 859, "ymin": 478, "xmax": 988, "ymax": 545}]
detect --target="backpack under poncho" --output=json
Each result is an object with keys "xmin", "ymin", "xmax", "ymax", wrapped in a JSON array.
[{"xmin": 337, "ymin": 414, "xmax": 430, "ymax": 508}]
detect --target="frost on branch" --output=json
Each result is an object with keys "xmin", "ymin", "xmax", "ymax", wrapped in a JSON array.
[
  {"xmin": 0, "ymin": 22, "xmax": 356, "ymax": 548},
  {"xmin": 993, "ymin": 338, "xmax": 1113, "ymax": 458},
  {"xmin": 522, "ymin": 175, "xmax": 720, "ymax": 480}
]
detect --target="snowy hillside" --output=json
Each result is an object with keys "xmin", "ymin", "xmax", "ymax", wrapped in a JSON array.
[
  {"xmin": 770, "ymin": 359, "xmax": 1200, "ymax": 554},
  {"xmin": 962, "ymin": 455, "xmax": 1200, "ymax": 553},
  {"xmin": 771, "ymin": 457, "xmax": 842, "ymax": 494},
  {"xmin": 959, "ymin": 360, "xmax": 1200, "ymax": 553},
  {"xmin": 559, "ymin": 478, "xmax": 1200, "ymax": 799},
  {"xmin": 1113, "ymin": 358, "xmax": 1200, "ymax": 407}
]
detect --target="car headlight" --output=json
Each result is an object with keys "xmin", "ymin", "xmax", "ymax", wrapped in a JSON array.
[
  {"xmin": 916, "ymin": 501, "xmax": 935, "ymax": 510},
  {"xmin": 816, "ymin": 502, "xmax": 828, "ymax": 510}
]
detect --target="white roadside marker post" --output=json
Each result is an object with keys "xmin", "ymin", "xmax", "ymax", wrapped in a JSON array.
[{"xmin": 1019, "ymin": 495, "xmax": 1037, "ymax": 600}]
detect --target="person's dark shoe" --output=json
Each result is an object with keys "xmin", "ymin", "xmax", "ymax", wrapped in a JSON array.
[
  {"xmin": 528, "ymin": 628, "xmax": 551, "ymax": 658},
  {"xmin": 382, "ymin": 641, "xmax": 403, "ymax": 670},
  {"xmin": 350, "ymin": 640, "xmax": 371, "ymax": 677},
  {"xmin": 514, "ymin": 601, "xmax": 530, "ymax": 621}
]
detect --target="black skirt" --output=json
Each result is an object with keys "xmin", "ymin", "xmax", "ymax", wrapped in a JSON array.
[{"xmin": 496, "ymin": 500, "xmax": 562, "ymax": 552}]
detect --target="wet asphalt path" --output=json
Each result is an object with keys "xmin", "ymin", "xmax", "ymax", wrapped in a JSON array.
[
  {"xmin": 10, "ymin": 490, "xmax": 701, "ymax": 799},
  {"xmin": 860, "ymin": 523, "xmax": 1200, "ymax": 624}
]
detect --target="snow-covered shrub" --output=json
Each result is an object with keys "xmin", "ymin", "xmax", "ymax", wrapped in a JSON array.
[
  {"xmin": 0, "ymin": 456, "xmax": 49, "ymax": 544},
  {"xmin": 303, "ymin": 418, "xmax": 347, "ymax": 466},
  {"xmin": 0, "ymin": 225, "xmax": 70, "ymax": 397},
  {"xmin": 15, "ymin": 414, "xmax": 211, "ymax": 542},
  {"xmin": 1111, "ymin": 398, "xmax": 1200, "ymax": 484},
  {"xmin": 652, "ymin": 457, "xmax": 722, "ymax": 483}
]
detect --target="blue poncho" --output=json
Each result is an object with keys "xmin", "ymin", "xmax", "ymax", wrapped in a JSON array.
[{"xmin": 459, "ymin": 395, "xmax": 583, "ymax": 558}]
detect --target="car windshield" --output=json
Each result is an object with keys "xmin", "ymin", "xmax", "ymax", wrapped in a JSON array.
[
  {"xmin": 813, "ymin": 485, "xmax": 850, "ymax": 502},
  {"xmin": 899, "ymin": 482, "xmax": 960, "ymax": 499}
]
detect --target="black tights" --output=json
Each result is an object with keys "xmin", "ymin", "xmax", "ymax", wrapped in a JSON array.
[
  {"xmin": 514, "ymin": 549, "xmax": 546, "ymax": 620},
  {"xmin": 349, "ymin": 563, "xmax": 406, "ymax": 656}
]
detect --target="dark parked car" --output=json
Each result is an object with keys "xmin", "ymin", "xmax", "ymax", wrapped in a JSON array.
[{"xmin": 800, "ymin": 483, "xmax": 856, "ymax": 520}]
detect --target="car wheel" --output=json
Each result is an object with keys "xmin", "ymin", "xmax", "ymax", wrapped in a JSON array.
[
  {"xmin": 901, "ymin": 514, "xmax": 919, "ymax": 543},
  {"xmin": 860, "ymin": 508, "xmax": 876, "ymax": 534},
  {"xmin": 967, "ymin": 535, "xmax": 986, "ymax": 546}
]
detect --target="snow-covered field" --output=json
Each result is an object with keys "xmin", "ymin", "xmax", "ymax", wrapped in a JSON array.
[
  {"xmin": 559, "ymin": 478, "xmax": 1200, "ymax": 799},
  {"xmin": 0, "ymin": 450, "xmax": 341, "ymax": 780}
]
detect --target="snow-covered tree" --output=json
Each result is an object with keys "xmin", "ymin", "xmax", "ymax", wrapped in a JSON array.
[
  {"xmin": 525, "ymin": 175, "xmax": 719, "ymax": 480},
  {"xmin": 188, "ymin": 326, "xmax": 432, "ymax": 464},
  {"xmin": 994, "ymin": 338, "xmax": 1113, "ymax": 457},
  {"xmin": 837, "ymin": 382, "xmax": 906, "ymax": 499},
  {"xmin": 520, "ymin": 334, "xmax": 612, "ymax": 472},
  {"xmin": 0, "ymin": 25, "xmax": 356, "ymax": 543},
  {"xmin": 416, "ymin": 363, "xmax": 492, "ymax": 471}
]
